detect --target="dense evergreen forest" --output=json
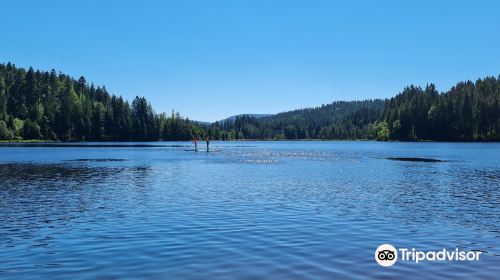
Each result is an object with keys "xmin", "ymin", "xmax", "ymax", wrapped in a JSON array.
[
  {"xmin": 210, "ymin": 100, "xmax": 385, "ymax": 140},
  {"xmin": 0, "ymin": 62, "xmax": 499, "ymax": 141},
  {"xmin": 0, "ymin": 63, "xmax": 205, "ymax": 141},
  {"xmin": 220, "ymin": 79, "xmax": 500, "ymax": 141},
  {"xmin": 379, "ymin": 82, "xmax": 500, "ymax": 141}
]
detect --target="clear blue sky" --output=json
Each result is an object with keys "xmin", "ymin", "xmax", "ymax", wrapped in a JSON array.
[{"xmin": 1, "ymin": 0, "xmax": 499, "ymax": 122}]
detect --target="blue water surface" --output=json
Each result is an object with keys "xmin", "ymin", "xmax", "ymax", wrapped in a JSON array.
[{"xmin": 0, "ymin": 141, "xmax": 499, "ymax": 279}]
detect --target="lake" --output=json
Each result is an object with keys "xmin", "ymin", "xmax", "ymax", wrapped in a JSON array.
[{"xmin": 0, "ymin": 141, "xmax": 499, "ymax": 279}]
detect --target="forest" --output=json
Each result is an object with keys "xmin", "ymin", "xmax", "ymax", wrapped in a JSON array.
[
  {"xmin": 1, "ymin": 62, "xmax": 499, "ymax": 141},
  {"xmin": 0, "ymin": 63, "xmax": 205, "ymax": 141}
]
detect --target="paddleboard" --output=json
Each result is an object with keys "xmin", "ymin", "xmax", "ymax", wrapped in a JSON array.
[{"xmin": 184, "ymin": 149, "xmax": 220, "ymax": 152}]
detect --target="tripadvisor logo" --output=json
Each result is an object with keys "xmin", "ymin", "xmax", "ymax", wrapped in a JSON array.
[
  {"xmin": 375, "ymin": 244, "xmax": 398, "ymax": 267},
  {"xmin": 375, "ymin": 244, "xmax": 482, "ymax": 267}
]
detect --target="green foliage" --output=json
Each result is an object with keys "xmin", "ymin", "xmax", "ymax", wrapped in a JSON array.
[
  {"xmin": 211, "ymin": 78, "xmax": 500, "ymax": 141},
  {"xmin": 1, "ymin": 62, "xmax": 499, "ymax": 141},
  {"xmin": 375, "ymin": 121, "xmax": 390, "ymax": 141},
  {"xmin": 208, "ymin": 101, "xmax": 385, "ymax": 140},
  {"xmin": 0, "ymin": 63, "xmax": 199, "ymax": 141},
  {"xmin": 0, "ymin": 120, "xmax": 13, "ymax": 140},
  {"xmin": 23, "ymin": 119, "xmax": 41, "ymax": 139},
  {"xmin": 11, "ymin": 118, "xmax": 25, "ymax": 137},
  {"xmin": 381, "ymin": 79, "xmax": 500, "ymax": 141}
]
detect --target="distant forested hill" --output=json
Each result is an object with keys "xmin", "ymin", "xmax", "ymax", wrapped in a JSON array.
[
  {"xmin": 210, "ymin": 78, "xmax": 500, "ymax": 141},
  {"xmin": 209, "ymin": 100, "xmax": 385, "ymax": 139},
  {"xmin": 1, "ymin": 62, "xmax": 499, "ymax": 141},
  {"xmin": 217, "ymin": 114, "xmax": 274, "ymax": 124}
]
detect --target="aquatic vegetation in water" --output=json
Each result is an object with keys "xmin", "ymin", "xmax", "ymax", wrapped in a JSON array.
[
  {"xmin": 385, "ymin": 157, "xmax": 447, "ymax": 162},
  {"xmin": 66, "ymin": 158, "xmax": 128, "ymax": 162}
]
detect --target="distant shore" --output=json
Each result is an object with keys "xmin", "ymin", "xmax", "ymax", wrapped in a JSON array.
[
  {"xmin": 0, "ymin": 139, "xmax": 55, "ymax": 143},
  {"xmin": 1, "ymin": 139, "xmax": 499, "ymax": 144}
]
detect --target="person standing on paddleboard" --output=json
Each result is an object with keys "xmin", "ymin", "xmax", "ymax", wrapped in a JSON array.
[
  {"xmin": 206, "ymin": 137, "xmax": 209, "ymax": 152},
  {"xmin": 193, "ymin": 138, "xmax": 198, "ymax": 151}
]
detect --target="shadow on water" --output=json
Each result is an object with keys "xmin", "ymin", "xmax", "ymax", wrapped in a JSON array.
[
  {"xmin": 0, "ymin": 162, "xmax": 153, "ymax": 190},
  {"xmin": 0, "ymin": 162, "xmax": 154, "ymax": 244},
  {"xmin": 385, "ymin": 157, "xmax": 448, "ymax": 162},
  {"xmin": 65, "ymin": 159, "xmax": 128, "ymax": 162},
  {"xmin": 0, "ymin": 163, "xmax": 123, "ymax": 183},
  {"xmin": 0, "ymin": 143, "xmax": 185, "ymax": 148}
]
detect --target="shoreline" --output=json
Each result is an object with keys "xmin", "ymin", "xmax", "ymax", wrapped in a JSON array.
[{"xmin": 1, "ymin": 139, "xmax": 499, "ymax": 144}]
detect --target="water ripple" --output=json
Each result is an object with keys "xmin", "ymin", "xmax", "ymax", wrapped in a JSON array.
[{"xmin": 0, "ymin": 141, "xmax": 499, "ymax": 279}]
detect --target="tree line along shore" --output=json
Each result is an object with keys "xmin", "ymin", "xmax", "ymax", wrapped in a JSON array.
[{"xmin": 1, "ymin": 62, "xmax": 499, "ymax": 142}]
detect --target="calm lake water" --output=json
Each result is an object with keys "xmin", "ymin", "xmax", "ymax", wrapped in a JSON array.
[{"xmin": 0, "ymin": 141, "xmax": 499, "ymax": 279}]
